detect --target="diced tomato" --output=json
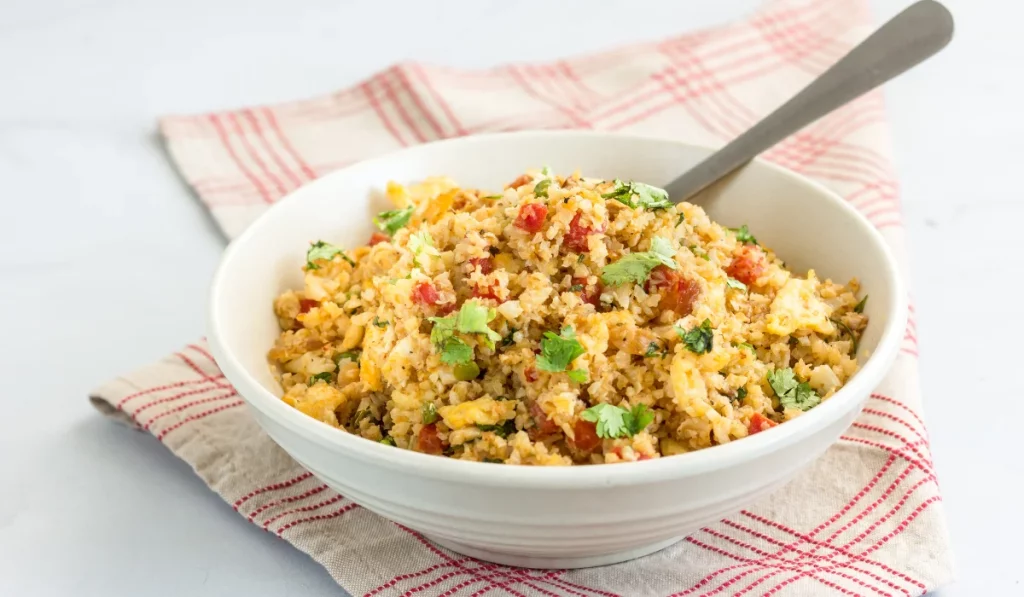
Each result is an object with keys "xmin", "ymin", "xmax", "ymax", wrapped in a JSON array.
[
  {"xmin": 436, "ymin": 302, "xmax": 458, "ymax": 315},
  {"xmin": 417, "ymin": 424, "xmax": 444, "ymax": 455},
  {"xmin": 369, "ymin": 231, "xmax": 390, "ymax": 246},
  {"xmin": 507, "ymin": 173, "xmax": 532, "ymax": 189},
  {"xmin": 514, "ymin": 203, "xmax": 548, "ymax": 233},
  {"xmin": 524, "ymin": 366, "xmax": 539, "ymax": 383},
  {"xmin": 298, "ymin": 299, "xmax": 319, "ymax": 314},
  {"xmin": 411, "ymin": 282, "xmax": 440, "ymax": 307},
  {"xmin": 726, "ymin": 245, "xmax": 767, "ymax": 286},
  {"xmin": 748, "ymin": 413, "xmax": 778, "ymax": 435},
  {"xmin": 469, "ymin": 257, "xmax": 494, "ymax": 275},
  {"xmin": 645, "ymin": 265, "xmax": 700, "ymax": 315},
  {"xmin": 471, "ymin": 280, "xmax": 501, "ymax": 301},
  {"xmin": 571, "ymin": 419, "xmax": 601, "ymax": 452},
  {"xmin": 564, "ymin": 212, "xmax": 598, "ymax": 253},
  {"xmin": 529, "ymin": 401, "xmax": 559, "ymax": 438},
  {"xmin": 573, "ymin": 277, "xmax": 602, "ymax": 307}
]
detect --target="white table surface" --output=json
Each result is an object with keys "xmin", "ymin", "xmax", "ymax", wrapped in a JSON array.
[{"xmin": 1, "ymin": 0, "xmax": 1019, "ymax": 595}]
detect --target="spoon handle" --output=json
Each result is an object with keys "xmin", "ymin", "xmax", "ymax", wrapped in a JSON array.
[{"xmin": 663, "ymin": 0, "xmax": 954, "ymax": 203}]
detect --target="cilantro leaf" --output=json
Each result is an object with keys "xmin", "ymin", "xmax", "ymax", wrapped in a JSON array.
[
  {"xmin": 455, "ymin": 300, "xmax": 502, "ymax": 348},
  {"xmin": 726, "ymin": 277, "xmax": 748, "ymax": 291},
  {"xmin": 853, "ymin": 295, "xmax": 868, "ymax": 313},
  {"xmin": 309, "ymin": 372, "xmax": 333, "ymax": 385},
  {"xmin": 422, "ymin": 402, "xmax": 439, "ymax": 425},
  {"xmin": 409, "ymin": 231, "xmax": 439, "ymax": 265},
  {"xmin": 501, "ymin": 328, "xmax": 517, "ymax": 348},
  {"xmin": 373, "ymin": 205, "xmax": 414, "ymax": 235},
  {"xmin": 644, "ymin": 342, "xmax": 666, "ymax": 358},
  {"xmin": 372, "ymin": 316, "xmax": 389, "ymax": 328},
  {"xmin": 568, "ymin": 369, "xmax": 589, "ymax": 383},
  {"xmin": 484, "ymin": 194, "xmax": 503, "ymax": 200},
  {"xmin": 536, "ymin": 326, "xmax": 586, "ymax": 373},
  {"xmin": 580, "ymin": 403, "xmax": 653, "ymax": 438},
  {"xmin": 733, "ymin": 341, "xmax": 754, "ymax": 352},
  {"xmin": 676, "ymin": 319, "xmax": 714, "ymax": 354},
  {"xmin": 306, "ymin": 241, "xmax": 354, "ymax": 270},
  {"xmin": 439, "ymin": 338, "xmax": 473, "ymax": 364},
  {"xmin": 477, "ymin": 419, "xmax": 517, "ymax": 438},
  {"xmin": 736, "ymin": 387, "xmax": 748, "ymax": 400},
  {"xmin": 767, "ymin": 367, "xmax": 820, "ymax": 411},
  {"xmin": 534, "ymin": 179, "xmax": 552, "ymax": 198},
  {"xmin": 569, "ymin": 284, "xmax": 584, "ymax": 292},
  {"xmin": 580, "ymin": 403, "xmax": 627, "ymax": 438},
  {"xmin": 831, "ymin": 318, "xmax": 860, "ymax": 354},
  {"xmin": 428, "ymin": 315, "xmax": 458, "ymax": 346},
  {"xmin": 540, "ymin": 165, "xmax": 553, "ymax": 177},
  {"xmin": 600, "ymin": 236, "xmax": 678, "ymax": 286},
  {"xmin": 676, "ymin": 212, "xmax": 686, "ymax": 226},
  {"xmin": 730, "ymin": 224, "xmax": 758, "ymax": 245},
  {"xmin": 379, "ymin": 436, "xmax": 396, "ymax": 446},
  {"xmin": 601, "ymin": 180, "xmax": 672, "ymax": 210}
]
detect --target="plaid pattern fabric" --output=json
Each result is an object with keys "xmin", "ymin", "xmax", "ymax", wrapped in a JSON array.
[{"xmin": 89, "ymin": 0, "xmax": 953, "ymax": 594}]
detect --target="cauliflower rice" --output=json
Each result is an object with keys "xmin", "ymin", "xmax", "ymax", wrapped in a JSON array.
[{"xmin": 268, "ymin": 169, "xmax": 868, "ymax": 465}]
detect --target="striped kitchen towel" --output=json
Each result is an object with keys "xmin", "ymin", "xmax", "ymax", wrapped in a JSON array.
[{"xmin": 89, "ymin": 0, "xmax": 953, "ymax": 594}]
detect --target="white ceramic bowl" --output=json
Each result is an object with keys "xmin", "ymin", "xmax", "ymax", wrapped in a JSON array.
[{"xmin": 208, "ymin": 131, "xmax": 907, "ymax": 569}]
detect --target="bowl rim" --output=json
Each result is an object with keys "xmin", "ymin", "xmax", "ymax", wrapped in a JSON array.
[{"xmin": 207, "ymin": 130, "xmax": 908, "ymax": 489}]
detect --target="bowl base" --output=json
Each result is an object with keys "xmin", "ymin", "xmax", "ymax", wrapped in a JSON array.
[{"xmin": 425, "ymin": 535, "xmax": 683, "ymax": 569}]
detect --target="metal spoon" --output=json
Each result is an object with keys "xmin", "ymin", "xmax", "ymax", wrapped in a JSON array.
[{"xmin": 664, "ymin": 0, "xmax": 954, "ymax": 203}]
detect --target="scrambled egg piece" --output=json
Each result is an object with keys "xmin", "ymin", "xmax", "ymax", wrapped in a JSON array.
[
  {"xmin": 438, "ymin": 397, "xmax": 515, "ymax": 429},
  {"xmin": 670, "ymin": 353, "xmax": 709, "ymax": 412},
  {"xmin": 282, "ymin": 383, "xmax": 346, "ymax": 425},
  {"xmin": 766, "ymin": 270, "xmax": 835, "ymax": 336}
]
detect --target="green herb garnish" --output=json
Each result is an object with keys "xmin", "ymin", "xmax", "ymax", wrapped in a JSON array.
[
  {"xmin": 477, "ymin": 419, "xmax": 517, "ymax": 438},
  {"xmin": 736, "ymin": 387, "xmax": 748, "ymax": 400},
  {"xmin": 306, "ymin": 241, "xmax": 355, "ymax": 270},
  {"xmin": 380, "ymin": 436, "xmax": 396, "ymax": 446},
  {"xmin": 579, "ymin": 403, "xmax": 654, "ymax": 439},
  {"xmin": 501, "ymin": 328, "xmax": 517, "ymax": 348},
  {"xmin": 853, "ymin": 295, "xmax": 868, "ymax": 313},
  {"xmin": 439, "ymin": 338, "xmax": 473, "ymax": 364},
  {"xmin": 372, "ymin": 316, "xmax": 389, "ymax": 328},
  {"xmin": 373, "ymin": 205, "xmax": 414, "ymax": 235},
  {"xmin": 767, "ymin": 368, "xmax": 820, "ymax": 411},
  {"xmin": 600, "ymin": 236, "xmax": 678, "ymax": 286},
  {"xmin": 734, "ymin": 341, "xmax": 755, "ymax": 352},
  {"xmin": 568, "ymin": 369, "xmax": 589, "ymax": 383},
  {"xmin": 536, "ymin": 326, "xmax": 586, "ymax": 373},
  {"xmin": 534, "ymin": 179, "xmax": 552, "ymax": 198},
  {"xmin": 577, "ymin": 254, "xmax": 586, "ymax": 263},
  {"xmin": 333, "ymin": 350, "xmax": 361, "ymax": 365},
  {"xmin": 422, "ymin": 402, "xmax": 439, "ymax": 425},
  {"xmin": 730, "ymin": 224, "xmax": 758, "ymax": 245},
  {"xmin": 308, "ymin": 372, "xmax": 333, "ymax": 385},
  {"xmin": 726, "ymin": 278, "xmax": 747, "ymax": 291},
  {"xmin": 690, "ymin": 246, "xmax": 710, "ymax": 261},
  {"xmin": 676, "ymin": 319, "xmax": 714, "ymax": 354},
  {"xmin": 601, "ymin": 179, "xmax": 672, "ymax": 210},
  {"xmin": 484, "ymin": 194, "xmax": 503, "ymax": 200},
  {"xmin": 428, "ymin": 300, "xmax": 502, "ymax": 354},
  {"xmin": 831, "ymin": 318, "xmax": 860, "ymax": 355},
  {"xmin": 569, "ymin": 284, "xmax": 584, "ymax": 292},
  {"xmin": 644, "ymin": 342, "xmax": 667, "ymax": 358},
  {"xmin": 676, "ymin": 212, "xmax": 686, "ymax": 226}
]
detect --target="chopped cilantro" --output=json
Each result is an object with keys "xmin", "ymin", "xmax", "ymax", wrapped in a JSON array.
[
  {"xmin": 736, "ymin": 387, "xmax": 748, "ymax": 400},
  {"xmin": 308, "ymin": 372, "xmax": 333, "ymax": 385},
  {"xmin": 501, "ymin": 328, "xmax": 517, "ymax": 348},
  {"xmin": 767, "ymin": 368, "xmax": 820, "ymax": 411},
  {"xmin": 540, "ymin": 166, "xmax": 552, "ymax": 176},
  {"xmin": 568, "ymin": 369, "xmax": 589, "ymax": 383},
  {"xmin": 730, "ymin": 224, "xmax": 758, "ymax": 245},
  {"xmin": 601, "ymin": 179, "xmax": 672, "ymax": 210},
  {"xmin": 428, "ymin": 300, "xmax": 502, "ymax": 351},
  {"xmin": 477, "ymin": 419, "xmax": 517, "ymax": 438},
  {"xmin": 439, "ymin": 338, "xmax": 473, "ymax": 364},
  {"xmin": 372, "ymin": 316, "xmax": 389, "ymax": 328},
  {"xmin": 409, "ymin": 231, "xmax": 439, "ymax": 264},
  {"xmin": 831, "ymin": 318, "xmax": 860, "ymax": 354},
  {"xmin": 676, "ymin": 212, "xmax": 686, "ymax": 226},
  {"xmin": 373, "ymin": 205, "xmax": 414, "ymax": 235},
  {"xmin": 380, "ymin": 436, "xmax": 396, "ymax": 446},
  {"xmin": 853, "ymin": 295, "xmax": 868, "ymax": 313},
  {"xmin": 536, "ymin": 326, "xmax": 586, "ymax": 373},
  {"xmin": 690, "ymin": 246, "xmax": 710, "ymax": 261},
  {"xmin": 733, "ymin": 341, "xmax": 755, "ymax": 352},
  {"xmin": 422, "ymin": 402, "xmax": 439, "ymax": 425},
  {"xmin": 676, "ymin": 319, "xmax": 714, "ymax": 354},
  {"xmin": 333, "ymin": 350, "xmax": 361, "ymax": 365},
  {"xmin": 570, "ymin": 284, "xmax": 584, "ymax": 292},
  {"xmin": 580, "ymin": 403, "xmax": 654, "ymax": 439},
  {"xmin": 600, "ymin": 236, "xmax": 678, "ymax": 286},
  {"xmin": 306, "ymin": 241, "xmax": 354, "ymax": 270},
  {"xmin": 534, "ymin": 179, "xmax": 552, "ymax": 198},
  {"xmin": 453, "ymin": 361, "xmax": 481, "ymax": 381},
  {"xmin": 577, "ymin": 254, "xmax": 586, "ymax": 264},
  {"xmin": 484, "ymin": 194, "xmax": 503, "ymax": 200},
  {"xmin": 644, "ymin": 342, "xmax": 666, "ymax": 358},
  {"xmin": 726, "ymin": 277, "xmax": 747, "ymax": 291}
]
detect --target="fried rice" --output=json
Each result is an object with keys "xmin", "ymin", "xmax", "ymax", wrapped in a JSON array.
[{"xmin": 268, "ymin": 169, "xmax": 868, "ymax": 465}]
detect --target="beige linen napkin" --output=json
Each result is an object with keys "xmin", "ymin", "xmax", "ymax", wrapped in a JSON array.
[{"xmin": 90, "ymin": 0, "xmax": 953, "ymax": 594}]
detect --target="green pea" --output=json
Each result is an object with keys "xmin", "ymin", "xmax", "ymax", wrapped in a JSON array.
[{"xmin": 453, "ymin": 361, "xmax": 481, "ymax": 381}]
